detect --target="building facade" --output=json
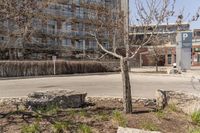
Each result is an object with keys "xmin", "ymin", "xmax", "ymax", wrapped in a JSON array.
[
  {"xmin": 0, "ymin": 0, "xmax": 127, "ymax": 60},
  {"xmin": 129, "ymin": 23, "xmax": 200, "ymax": 67},
  {"xmin": 129, "ymin": 23, "xmax": 192, "ymax": 66}
]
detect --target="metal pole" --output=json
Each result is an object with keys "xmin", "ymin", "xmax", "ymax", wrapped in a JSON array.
[{"xmin": 54, "ymin": 60, "xmax": 56, "ymax": 75}]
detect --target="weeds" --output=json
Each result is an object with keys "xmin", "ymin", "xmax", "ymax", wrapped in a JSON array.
[
  {"xmin": 67, "ymin": 109, "xmax": 76, "ymax": 117},
  {"xmin": 155, "ymin": 110, "xmax": 165, "ymax": 118},
  {"xmin": 168, "ymin": 103, "xmax": 178, "ymax": 112},
  {"xmin": 21, "ymin": 122, "xmax": 41, "ymax": 133},
  {"xmin": 35, "ymin": 104, "xmax": 59, "ymax": 115},
  {"xmin": 79, "ymin": 109, "xmax": 88, "ymax": 117},
  {"xmin": 112, "ymin": 110, "xmax": 127, "ymax": 127},
  {"xmin": 52, "ymin": 121, "xmax": 69, "ymax": 133},
  {"xmin": 191, "ymin": 111, "xmax": 200, "ymax": 125},
  {"xmin": 78, "ymin": 124, "xmax": 92, "ymax": 133},
  {"xmin": 140, "ymin": 121, "xmax": 159, "ymax": 131},
  {"xmin": 95, "ymin": 112, "xmax": 110, "ymax": 121},
  {"xmin": 189, "ymin": 128, "xmax": 200, "ymax": 133}
]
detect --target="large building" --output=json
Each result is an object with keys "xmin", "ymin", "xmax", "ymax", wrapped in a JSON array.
[{"xmin": 0, "ymin": 0, "xmax": 127, "ymax": 60}]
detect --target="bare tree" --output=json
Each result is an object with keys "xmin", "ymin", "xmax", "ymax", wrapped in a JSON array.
[{"xmin": 85, "ymin": 0, "xmax": 179, "ymax": 113}]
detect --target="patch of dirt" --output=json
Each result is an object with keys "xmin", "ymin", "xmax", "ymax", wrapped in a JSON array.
[{"xmin": 0, "ymin": 99, "xmax": 198, "ymax": 133}]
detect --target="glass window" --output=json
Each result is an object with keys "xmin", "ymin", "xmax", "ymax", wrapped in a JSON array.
[
  {"xmin": 168, "ymin": 54, "xmax": 172, "ymax": 64},
  {"xmin": 62, "ymin": 39, "xmax": 71, "ymax": 46},
  {"xmin": 88, "ymin": 40, "xmax": 97, "ymax": 49},
  {"xmin": 47, "ymin": 20, "xmax": 57, "ymax": 34},
  {"xmin": 198, "ymin": 54, "xmax": 200, "ymax": 63},
  {"xmin": 75, "ymin": 40, "xmax": 83, "ymax": 50}
]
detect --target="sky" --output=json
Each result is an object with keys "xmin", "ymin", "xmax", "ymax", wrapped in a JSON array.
[{"xmin": 130, "ymin": 0, "xmax": 200, "ymax": 30}]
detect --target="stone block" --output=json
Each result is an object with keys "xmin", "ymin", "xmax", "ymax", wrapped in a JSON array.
[
  {"xmin": 26, "ymin": 90, "xmax": 87, "ymax": 110},
  {"xmin": 117, "ymin": 127, "xmax": 161, "ymax": 133},
  {"xmin": 156, "ymin": 90, "xmax": 200, "ymax": 114}
]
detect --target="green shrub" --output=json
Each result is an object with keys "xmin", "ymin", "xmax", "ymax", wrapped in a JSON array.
[
  {"xmin": 21, "ymin": 122, "xmax": 41, "ymax": 133},
  {"xmin": 112, "ymin": 110, "xmax": 128, "ymax": 127},
  {"xmin": 140, "ymin": 121, "xmax": 159, "ymax": 131},
  {"xmin": 191, "ymin": 111, "xmax": 200, "ymax": 125},
  {"xmin": 52, "ymin": 121, "xmax": 69, "ymax": 133},
  {"xmin": 78, "ymin": 124, "xmax": 92, "ymax": 133}
]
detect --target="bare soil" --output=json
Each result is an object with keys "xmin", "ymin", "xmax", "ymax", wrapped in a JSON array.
[{"xmin": 0, "ymin": 99, "xmax": 199, "ymax": 133}]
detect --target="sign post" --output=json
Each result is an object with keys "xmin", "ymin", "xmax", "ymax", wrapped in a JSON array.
[
  {"xmin": 52, "ymin": 56, "xmax": 57, "ymax": 75},
  {"xmin": 176, "ymin": 31, "xmax": 192, "ymax": 70}
]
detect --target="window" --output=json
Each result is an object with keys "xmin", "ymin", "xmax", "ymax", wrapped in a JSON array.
[
  {"xmin": 198, "ymin": 54, "xmax": 200, "ymax": 63},
  {"xmin": 88, "ymin": 40, "xmax": 97, "ymax": 50},
  {"xmin": 103, "ymin": 41, "xmax": 109, "ymax": 49},
  {"xmin": 47, "ymin": 20, "xmax": 57, "ymax": 34},
  {"xmin": 62, "ymin": 39, "xmax": 71, "ymax": 46},
  {"xmin": 0, "ymin": 36, "xmax": 7, "ymax": 43},
  {"xmin": 168, "ymin": 54, "xmax": 172, "ymax": 64},
  {"xmin": 47, "ymin": 38, "xmax": 56, "ymax": 45},
  {"xmin": 75, "ymin": 40, "xmax": 84, "ymax": 50},
  {"xmin": 76, "ymin": 7, "xmax": 84, "ymax": 18},
  {"xmin": 62, "ymin": 23, "xmax": 72, "ymax": 33}
]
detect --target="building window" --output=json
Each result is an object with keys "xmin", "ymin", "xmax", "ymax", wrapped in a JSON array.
[
  {"xmin": 0, "ymin": 36, "xmax": 7, "ymax": 43},
  {"xmin": 76, "ymin": 7, "xmax": 84, "ymax": 18},
  {"xmin": 198, "ymin": 54, "xmax": 200, "ymax": 63},
  {"xmin": 75, "ymin": 40, "xmax": 84, "ymax": 50},
  {"xmin": 47, "ymin": 38, "xmax": 56, "ymax": 45},
  {"xmin": 103, "ymin": 41, "xmax": 109, "ymax": 49},
  {"xmin": 62, "ymin": 39, "xmax": 71, "ymax": 46},
  {"xmin": 47, "ymin": 20, "xmax": 57, "ymax": 34},
  {"xmin": 88, "ymin": 40, "xmax": 97, "ymax": 50},
  {"xmin": 168, "ymin": 54, "xmax": 172, "ymax": 64},
  {"xmin": 62, "ymin": 23, "xmax": 72, "ymax": 33}
]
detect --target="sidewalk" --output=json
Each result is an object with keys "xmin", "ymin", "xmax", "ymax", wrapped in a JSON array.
[{"xmin": 131, "ymin": 66, "xmax": 200, "ymax": 78}]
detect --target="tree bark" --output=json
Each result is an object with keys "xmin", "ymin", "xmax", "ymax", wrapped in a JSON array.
[
  {"xmin": 155, "ymin": 58, "xmax": 159, "ymax": 72},
  {"xmin": 120, "ymin": 58, "xmax": 132, "ymax": 113}
]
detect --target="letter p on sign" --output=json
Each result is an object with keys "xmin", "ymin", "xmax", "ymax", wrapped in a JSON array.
[{"xmin": 183, "ymin": 33, "xmax": 188, "ymax": 41}]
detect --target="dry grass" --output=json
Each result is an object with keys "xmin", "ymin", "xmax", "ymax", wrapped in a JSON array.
[{"xmin": 0, "ymin": 60, "xmax": 114, "ymax": 77}]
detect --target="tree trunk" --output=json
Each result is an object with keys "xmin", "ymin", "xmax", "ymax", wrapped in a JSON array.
[
  {"xmin": 120, "ymin": 58, "xmax": 132, "ymax": 114},
  {"xmin": 155, "ymin": 58, "xmax": 159, "ymax": 72}
]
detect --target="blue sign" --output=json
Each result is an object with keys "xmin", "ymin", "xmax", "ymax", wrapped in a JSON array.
[{"xmin": 181, "ymin": 32, "xmax": 192, "ymax": 48}]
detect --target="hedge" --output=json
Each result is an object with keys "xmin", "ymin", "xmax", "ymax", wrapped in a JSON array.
[{"xmin": 0, "ymin": 60, "xmax": 115, "ymax": 77}]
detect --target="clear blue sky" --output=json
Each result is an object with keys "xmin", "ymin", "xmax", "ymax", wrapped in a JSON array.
[{"xmin": 130, "ymin": 0, "xmax": 200, "ymax": 29}]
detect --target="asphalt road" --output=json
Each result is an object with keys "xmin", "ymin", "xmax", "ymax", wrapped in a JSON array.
[{"xmin": 0, "ymin": 73, "xmax": 198, "ymax": 99}]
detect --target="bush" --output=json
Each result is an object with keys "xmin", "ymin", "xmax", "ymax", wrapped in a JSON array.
[{"xmin": 0, "ymin": 60, "xmax": 114, "ymax": 77}]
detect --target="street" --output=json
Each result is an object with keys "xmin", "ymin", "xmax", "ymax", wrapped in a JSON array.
[{"xmin": 0, "ymin": 73, "xmax": 198, "ymax": 99}]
